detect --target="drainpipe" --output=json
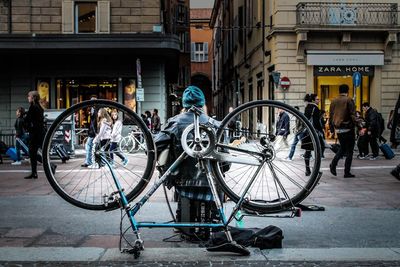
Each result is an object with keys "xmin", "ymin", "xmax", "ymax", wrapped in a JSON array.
[{"xmin": 8, "ymin": 0, "xmax": 12, "ymax": 33}]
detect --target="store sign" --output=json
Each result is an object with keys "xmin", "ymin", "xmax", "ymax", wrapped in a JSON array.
[
  {"xmin": 314, "ymin": 66, "xmax": 374, "ymax": 76},
  {"xmin": 307, "ymin": 50, "xmax": 384, "ymax": 66},
  {"xmin": 136, "ymin": 88, "xmax": 144, "ymax": 102}
]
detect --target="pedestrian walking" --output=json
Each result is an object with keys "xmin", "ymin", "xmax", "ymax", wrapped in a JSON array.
[
  {"xmin": 286, "ymin": 106, "xmax": 302, "ymax": 161},
  {"xmin": 355, "ymin": 111, "xmax": 369, "ymax": 159},
  {"xmin": 12, "ymin": 107, "xmax": 28, "ymax": 165},
  {"xmin": 151, "ymin": 109, "xmax": 161, "ymax": 134},
  {"xmin": 144, "ymin": 110, "xmax": 152, "ymax": 129},
  {"xmin": 81, "ymin": 96, "xmax": 98, "ymax": 167},
  {"xmin": 329, "ymin": 84, "xmax": 356, "ymax": 178},
  {"xmin": 301, "ymin": 94, "xmax": 323, "ymax": 176},
  {"xmin": 389, "ymin": 93, "xmax": 400, "ymax": 149},
  {"xmin": 362, "ymin": 102, "xmax": 380, "ymax": 160},
  {"xmin": 110, "ymin": 110, "xmax": 128, "ymax": 167},
  {"xmin": 275, "ymin": 108, "xmax": 290, "ymax": 148},
  {"xmin": 24, "ymin": 91, "xmax": 45, "ymax": 179},
  {"xmin": 89, "ymin": 108, "xmax": 112, "ymax": 169}
]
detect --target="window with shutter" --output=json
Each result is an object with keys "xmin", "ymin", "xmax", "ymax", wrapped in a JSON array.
[{"xmin": 97, "ymin": 1, "xmax": 110, "ymax": 33}]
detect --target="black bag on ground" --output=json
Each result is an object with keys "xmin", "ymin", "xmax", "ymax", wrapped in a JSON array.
[{"xmin": 206, "ymin": 225, "xmax": 283, "ymax": 249}]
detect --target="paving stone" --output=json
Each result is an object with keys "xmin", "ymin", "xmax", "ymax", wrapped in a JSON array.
[
  {"xmin": 4, "ymin": 228, "xmax": 46, "ymax": 238},
  {"xmin": 80, "ymin": 235, "xmax": 120, "ymax": 248},
  {"xmin": 31, "ymin": 234, "xmax": 84, "ymax": 247}
]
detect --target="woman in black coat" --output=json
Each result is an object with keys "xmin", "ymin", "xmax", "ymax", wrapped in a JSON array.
[
  {"xmin": 24, "ymin": 91, "xmax": 45, "ymax": 179},
  {"xmin": 301, "ymin": 94, "xmax": 323, "ymax": 176}
]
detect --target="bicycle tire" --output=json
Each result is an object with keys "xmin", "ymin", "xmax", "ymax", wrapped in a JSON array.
[
  {"xmin": 119, "ymin": 136, "xmax": 136, "ymax": 153},
  {"xmin": 211, "ymin": 100, "xmax": 321, "ymax": 213},
  {"xmin": 42, "ymin": 100, "xmax": 156, "ymax": 210}
]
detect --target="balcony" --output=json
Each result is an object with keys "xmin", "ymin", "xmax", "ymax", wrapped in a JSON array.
[{"xmin": 297, "ymin": 2, "xmax": 398, "ymax": 29}]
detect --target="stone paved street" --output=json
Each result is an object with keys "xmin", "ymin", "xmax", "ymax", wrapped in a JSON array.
[{"xmin": 0, "ymin": 148, "xmax": 399, "ymax": 266}]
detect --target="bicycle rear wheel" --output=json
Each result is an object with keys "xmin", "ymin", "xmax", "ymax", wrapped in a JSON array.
[
  {"xmin": 42, "ymin": 100, "xmax": 156, "ymax": 210},
  {"xmin": 211, "ymin": 100, "xmax": 322, "ymax": 213}
]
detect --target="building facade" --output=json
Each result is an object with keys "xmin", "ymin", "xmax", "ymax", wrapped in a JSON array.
[
  {"xmin": 190, "ymin": 8, "xmax": 213, "ymax": 115},
  {"xmin": 211, "ymin": 0, "xmax": 400, "ymax": 136},
  {"xmin": 0, "ymin": 0, "xmax": 190, "ymax": 134}
]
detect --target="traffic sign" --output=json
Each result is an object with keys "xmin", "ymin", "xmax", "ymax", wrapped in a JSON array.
[
  {"xmin": 353, "ymin": 72, "xmax": 361, "ymax": 88},
  {"xmin": 280, "ymin": 76, "xmax": 291, "ymax": 90}
]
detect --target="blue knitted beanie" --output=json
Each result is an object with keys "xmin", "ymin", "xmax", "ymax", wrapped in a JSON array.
[{"xmin": 182, "ymin": 86, "xmax": 205, "ymax": 108}]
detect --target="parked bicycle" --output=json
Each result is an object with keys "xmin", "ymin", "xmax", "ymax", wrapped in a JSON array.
[
  {"xmin": 42, "ymin": 99, "xmax": 322, "ymax": 258},
  {"xmin": 119, "ymin": 126, "xmax": 147, "ymax": 153}
]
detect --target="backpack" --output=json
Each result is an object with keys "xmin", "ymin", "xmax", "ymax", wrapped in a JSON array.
[{"xmin": 376, "ymin": 110, "xmax": 385, "ymax": 135}]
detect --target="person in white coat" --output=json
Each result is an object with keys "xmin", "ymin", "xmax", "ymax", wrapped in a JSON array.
[
  {"xmin": 110, "ymin": 110, "xmax": 128, "ymax": 167},
  {"xmin": 89, "ymin": 108, "xmax": 112, "ymax": 169}
]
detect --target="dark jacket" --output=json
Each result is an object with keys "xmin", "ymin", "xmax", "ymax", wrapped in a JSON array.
[
  {"xmin": 329, "ymin": 94, "xmax": 356, "ymax": 130},
  {"xmin": 14, "ymin": 117, "xmax": 25, "ymax": 138},
  {"xmin": 304, "ymin": 104, "xmax": 323, "ymax": 133},
  {"xmin": 301, "ymin": 103, "xmax": 323, "ymax": 151},
  {"xmin": 154, "ymin": 110, "xmax": 219, "ymax": 188},
  {"xmin": 364, "ymin": 107, "xmax": 380, "ymax": 137},
  {"xmin": 390, "ymin": 93, "xmax": 400, "ymax": 145},
  {"xmin": 88, "ymin": 107, "xmax": 98, "ymax": 138},
  {"xmin": 151, "ymin": 114, "xmax": 161, "ymax": 132},
  {"xmin": 25, "ymin": 102, "xmax": 44, "ymax": 142},
  {"xmin": 275, "ymin": 111, "xmax": 290, "ymax": 136}
]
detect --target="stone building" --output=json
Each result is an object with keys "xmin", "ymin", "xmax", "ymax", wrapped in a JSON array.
[
  {"xmin": 0, "ymin": 0, "xmax": 190, "ymax": 136},
  {"xmin": 190, "ymin": 8, "xmax": 213, "ymax": 115},
  {"xmin": 211, "ymin": 0, "xmax": 400, "ymax": 136}
]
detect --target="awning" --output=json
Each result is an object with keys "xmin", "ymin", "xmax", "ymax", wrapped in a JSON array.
[{"xmin": 306, "ymin": 50, "xmax": 384, "ymax": 66}]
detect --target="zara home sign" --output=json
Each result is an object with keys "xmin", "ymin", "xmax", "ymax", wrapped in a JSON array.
[{"xmin": 314, "ymin": 66, "xmax": 375, "ymax": 76}]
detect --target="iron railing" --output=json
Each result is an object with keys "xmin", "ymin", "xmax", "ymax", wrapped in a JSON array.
[{"xmin": 297, "ymin": 2, "xmax": 398, "ymax": 27}]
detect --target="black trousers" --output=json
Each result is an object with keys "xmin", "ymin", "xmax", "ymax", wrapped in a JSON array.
[
  {"xmin": 29, "ymin": 135, "xmax": 43, "ymax": 175},
  {"xmin": 331, "ymin": 130, "xmax": 355, "ymax": 175},
  {"xmin": 368, "ymin": 134, "xmax": 379, "ymax": 157},
  {"xmin": 357, "ymin": 134, "xmax": 369, "ymax": 157}
]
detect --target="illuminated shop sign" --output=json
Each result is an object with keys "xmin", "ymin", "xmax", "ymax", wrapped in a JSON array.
[{"xmin": 313, "ymin": 66, "xmax": 374, "ymax": 76}]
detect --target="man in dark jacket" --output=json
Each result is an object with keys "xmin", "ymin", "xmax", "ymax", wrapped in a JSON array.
[
  {"xmin": 362, "ymin": 102, "xmax": 380, "ymax": 160},
  {"xmin": 151, "ymin": 109, "xmax": 161, "ymax": 134},
  {"xmin": 329, "ymin": 84, "xmax": 356, "ymax": 178},
  {"xmin": 12, "ymin": 107, "xmax": 28, "ymax": 165},
  {"xmin": 24, "ymin": 91, "xmax": 45, "ymax": 179},
  {"xmin": 82, "ymin": 96, "xmax": 98, "ymax": 167}
]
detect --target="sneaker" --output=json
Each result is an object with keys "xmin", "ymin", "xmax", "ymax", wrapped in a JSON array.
[
  {"xmin": 357, "ymin": 155, "xmax": 365, "ymax": 160},
  {"xmin": 369, "ymin": 156, "xmax": 378, "ymax": 161},
  {"xmin": 88, "ymin": 163, "xmax": 99, "ymax": 169},
  {"xmin": 344, "ymin": 173, "xmax": 356, "ymax": 178},
  {"xmin": 285, "ymin": 157, "xmax": 293, "ymax": 161},
  {"xmin": 122, "ymin": 158, "xmax": 129, "ymax": 167},
  {"xmin": 11, "ymin": 161, "xmax": 21, "ymax": 165},
  {"xmin": 81, "ymin": 163, "xmax": 89, "ymax": 167}
]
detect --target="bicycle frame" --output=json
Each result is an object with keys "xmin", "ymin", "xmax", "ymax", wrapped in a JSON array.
[{"xmin": 102, "ymin": 107, "xmax": 263, "ymax": 251}]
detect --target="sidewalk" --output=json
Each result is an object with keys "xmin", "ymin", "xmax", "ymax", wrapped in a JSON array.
[{"xmin": 0, "ymin": 150, "xmax": 399, "ymax": 265}]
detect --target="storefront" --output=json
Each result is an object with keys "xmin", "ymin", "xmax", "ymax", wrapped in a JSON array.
[{"xmin": 307, "ymin": 50, "xmax": 385, "ymax": 112}]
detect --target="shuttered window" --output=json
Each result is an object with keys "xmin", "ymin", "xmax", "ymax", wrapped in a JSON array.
[{"xmin": 191, "ymin": 42, "xmax": 209, "ymax": 62}]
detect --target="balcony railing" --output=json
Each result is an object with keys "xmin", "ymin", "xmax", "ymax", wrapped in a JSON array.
[{"xmin": 297, "ymin": 2, "xmax": 398, "ymax": 27}]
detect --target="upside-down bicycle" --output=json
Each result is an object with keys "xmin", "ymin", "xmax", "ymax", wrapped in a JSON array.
[{"xmin": 42, "ymin": 99, "xmax": 322, "ymax": 258}]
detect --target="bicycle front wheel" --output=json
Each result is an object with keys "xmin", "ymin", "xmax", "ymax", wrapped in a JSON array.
[
  {"xmin": 211, "ymin": 100, "xmax": 322, "ymax": 213},
  {"xmin": 42, "ymin": 100, "xmax": 156, "ymax": 210}
]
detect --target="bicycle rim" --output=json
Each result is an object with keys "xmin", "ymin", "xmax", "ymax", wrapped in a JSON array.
[
  {"xmin": 211, "ymin": 100, "xmax": 322, "ymax": 213},
  {"xmin": 42, "ymin": 100, "xmax": 156, "ymax": 210}
]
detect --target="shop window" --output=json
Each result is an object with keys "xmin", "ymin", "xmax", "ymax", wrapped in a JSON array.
[
  {"xmin": 36, "ymin": 78, "xmax": 50, "ymax": 109},
  {"xmin": 191, "ymin": 42, "xmax": 209, "ymax": 62},
  {"xmin": 75, "ymin": 2, "xmax": 97, "ymax": 33}
]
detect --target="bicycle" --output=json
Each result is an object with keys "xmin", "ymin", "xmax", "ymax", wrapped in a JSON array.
[
  {"xmin": 119, "ymin": 126, "xmax": 147, "ymax": 153},
  {"xmin": 42, "ymin": 99, "xmax": 322, "ymax": 258}
]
